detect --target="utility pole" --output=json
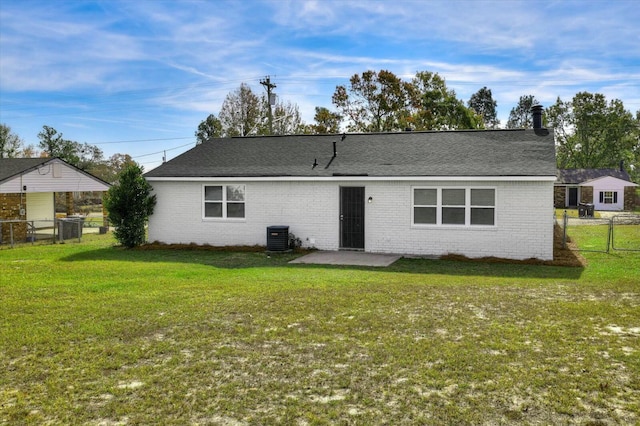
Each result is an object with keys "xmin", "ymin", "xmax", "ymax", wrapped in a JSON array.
[{"xmin": 260, "ymin": 76, "xmax": 276, "ymax": 135}]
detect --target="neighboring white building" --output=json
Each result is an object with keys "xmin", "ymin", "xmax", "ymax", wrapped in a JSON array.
[
  {"xmin": 0, "ymin": 157, "xmax": 110, "ymax": 242},
  {"xmin": 145, "ymin": 126, "xmax": 557, "ymax": 261},
  {"xmin": 585, "ymin": 175, "xmax": 638, "ymax": 211},
  {"xmin": 555, "ymin": 168, "xmax": 637, "ymax": 211}
]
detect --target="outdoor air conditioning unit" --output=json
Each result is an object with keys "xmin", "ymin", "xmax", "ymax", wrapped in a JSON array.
[{"xmin": 267, "ymin": 226, "xmax": 289, "ymax": 251}]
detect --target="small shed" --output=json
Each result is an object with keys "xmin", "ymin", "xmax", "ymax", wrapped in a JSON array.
[{"xmin": 0, "ymin": 158, "xmax": 111, "ymax": 243}]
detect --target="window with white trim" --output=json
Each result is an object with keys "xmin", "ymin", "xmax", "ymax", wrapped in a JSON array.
[
  {"xmin": 470, "ymin": 188, "xmax": 496, "ymax": 225},
  {"xmin": 413, "ymin": 187, "xmax": 495, "ymax": 226},
  {"xmin": 414, "ymin": 188, "xmax": 437, "ymax": 224},
  {"xmin": 599, "ymin": 191, "xmax": 617, "ymax": 204},
  {"xmin": 203, "ymin": 185, "xmax": 245, "ymax": 219}
]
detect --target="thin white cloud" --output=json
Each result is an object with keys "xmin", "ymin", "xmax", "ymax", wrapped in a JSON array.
[{"xmin": 2, "ymin": 0, "xmax": 639, "ymax": 161}]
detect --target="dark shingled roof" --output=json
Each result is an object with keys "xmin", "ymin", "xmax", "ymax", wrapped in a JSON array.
[
  {"xmin": 145, "ymin": 129, "xmax": 556, "ymax": 178},
  {"xmin": 556, "ymin": 168, "xmax": 632, "ymax": 185},
  {"xmin": 0, "ymin": 158, "xmax": 53, "ymax": 183}
]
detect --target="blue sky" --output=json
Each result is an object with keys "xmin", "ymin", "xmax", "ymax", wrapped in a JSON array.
[{"xmin": 1, "ymin": 0, "xmax": 639, "ymax": 170}]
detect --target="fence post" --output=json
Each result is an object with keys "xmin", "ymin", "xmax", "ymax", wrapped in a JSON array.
[
  {"xmin": 10, "ymin": 222, "xmax": 15, "ymax": 248},
  {"xmin": 57, "ymin": 219, "xmax": 64, "ymax": 243},
  {"xmin": 563, "ymin": 210, "xmax": 568, "ymax": 249},
  {"xmin": 606, "ymin": 219, "xmax": 612, "ymax": 254}
]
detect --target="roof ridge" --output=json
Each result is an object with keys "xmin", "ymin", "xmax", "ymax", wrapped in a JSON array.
[{"xmin": 219, "ymin": 128, "xmax": 536, "ymax": 141}]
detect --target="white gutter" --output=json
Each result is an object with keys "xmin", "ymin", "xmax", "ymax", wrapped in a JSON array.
[{"xmin": 146, "ymin": 175, "xmax": 558, "ymax": 182}]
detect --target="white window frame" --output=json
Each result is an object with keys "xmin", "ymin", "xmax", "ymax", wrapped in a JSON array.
[
  {"xmin": 601, "ymin": 191, "xmax": 615, "ymax": 204},
  {"xmin": 413, "ymin": 188, "xmax": 438, "ymax": 225},
  {"xmin": 202, "ymin": 184, "xmax": 246, "ymax": 220},
  {"xmin": 412, "ymin": 187, "xmax": 496, "ymax": 227}
]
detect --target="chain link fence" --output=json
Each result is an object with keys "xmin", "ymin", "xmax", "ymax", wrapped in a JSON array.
[
  {"xmin": 558, "ymin": 211, "xmax": 640, "ymax": 253},
  {"xmin": 611, "ymin": 214, "xmax": 640, "ymax": 251},
  {"xmin": 1, "ymin": 216, "xmax": 109, "ymax": 248}
]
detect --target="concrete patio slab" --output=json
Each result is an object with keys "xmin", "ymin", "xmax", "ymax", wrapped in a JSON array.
[{"xmin": 289, "ymin": 251, "xmax": 401, "ymax": 267}]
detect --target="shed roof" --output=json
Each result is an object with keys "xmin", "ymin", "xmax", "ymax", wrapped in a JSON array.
[
  {"xmin": 145, "ymin": 129, "xmax": 556, "ymax": 179},
  {"xmin": 556, "ymin": 168, "xmax": 632, "ymax": 185},
  {"xmin": 0, "ymin": 158, "xmax": 52, "ymax": 183}
]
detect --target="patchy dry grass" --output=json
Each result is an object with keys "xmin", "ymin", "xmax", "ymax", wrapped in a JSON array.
[{"xmin": 1, "ymin": 230, "xmax": 639, "ymax": 425}]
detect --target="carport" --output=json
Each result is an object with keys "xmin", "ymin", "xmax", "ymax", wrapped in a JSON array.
[{"xmin": 0, "ymin": 158, "xmax": 110, "ymax": 246}]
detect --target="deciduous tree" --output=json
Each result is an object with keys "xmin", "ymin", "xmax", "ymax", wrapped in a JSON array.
[
  {"xmin": 332, "ymin": 70, "xmax": 413, "ymax": 132},
  {"xmin": 195, "ymin": 114, "xmax": 223, "ymax": 144},
  {"xmin": 547, "ymin": 92, "xmax": 638, "ymax": 174},
  {"xmin": 197, "ymin": 83, "xmax": 309, "ymax": 138},
  {"xmin": 309, "ymin": 107, "xmax": 342, "ymax": 134},
  {"xmin": 409, "ymin": 71, "xmax": 482, "ymax": 130},
  {"xmin": 37, "ymin": 125, "xmax": 103, "ymax": 169},
  {"xmin": 271, "ymin": 100, "xmax": 306, "ymax": 135},
  {"xmin": 0, "ymin": 124, "xmax": 24, "ymax": 158},
  {"xmin": 331, "ymin": 70, "xmax": 481, "ymax": 132},
  {"xmin": 88, "ymin": 153, "xmax": 137, "ymax": 184},
  {"xmin": 218, "ymin": 83, "xmax": 264, "ymax": 137}
]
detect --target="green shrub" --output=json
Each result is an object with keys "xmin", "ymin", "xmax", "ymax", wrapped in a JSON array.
[{"xmin": 103, "ymin": 164, "xmax": 156, "ymax": 248}]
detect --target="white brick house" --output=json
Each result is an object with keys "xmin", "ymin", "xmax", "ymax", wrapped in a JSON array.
[{"xmin": 146, "ymin": 126, "xmax": 557, "ymax": 261}]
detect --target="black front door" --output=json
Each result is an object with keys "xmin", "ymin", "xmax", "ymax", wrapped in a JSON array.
[
  {"xmin": 340, "ymin": 187, "xmax": 365, "ymax": 249},
  {"xmin": 568, "ymin": 187, "xmax": 578, "ymax": 206}
]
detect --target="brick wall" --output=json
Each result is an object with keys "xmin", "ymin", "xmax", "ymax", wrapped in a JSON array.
[
  {"xmin": 624, "ymin": 186, "xmax": 637, "ymax": 211},
  {"xmin": 554, "ymin": 186, "xmax": 565, "ymax": 208},
  {"xmin": 0, "ymin": 193, "xmax": 27, "ymax": 242},
  {"xmin": 147, "ymin": 181, "xmax": 340, "ymax": 250},
  {"xmin": 581, "ymin": 186, "xmax": 593, "ymax": 204},
  {"xmin": 148, "ymin": 179, "xmax": 555, "ymax": 261},
  {"xmin": 365, "ymin": 180, "xmax": 554, "ymax": 260}
]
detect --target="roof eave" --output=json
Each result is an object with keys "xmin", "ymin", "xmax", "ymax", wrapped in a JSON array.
[{"xmin": 146, "ymin": 175, "xmax": 558, "ymax": 182}]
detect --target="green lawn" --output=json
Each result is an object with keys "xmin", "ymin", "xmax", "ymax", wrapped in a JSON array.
[
  {"xmin": 1, "ymin": 230, "xmax": 639, "ymax": 425},
  {"xmin": 555, "ymin": 208, "xmax": 602, "ymax": 219}
]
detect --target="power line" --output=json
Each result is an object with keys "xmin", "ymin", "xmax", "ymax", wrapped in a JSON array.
[
  {"xmin": 131, "ymin": 141, "xmax": 195, "ymax": 159},
  {"xmin": 92, "ymin": 136, "xmax": 194, "ymax": 145}
]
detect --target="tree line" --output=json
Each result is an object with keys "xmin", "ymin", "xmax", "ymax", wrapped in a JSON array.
[
  {"xmin": 196, "ymin": 70, "xmax": 639, "ymax": 182},
  {"xmin": 0, "ymin": 123, "xmax": 136, "ymax": 183},
  {"xmin": 195, "ymin": 70, "xmax": 499, "ymax": 141},
  {"xmin": 2, "ymin": 69, "xmax": 639, "ymax": 182}
]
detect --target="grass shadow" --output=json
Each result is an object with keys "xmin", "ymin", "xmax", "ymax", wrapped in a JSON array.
[{"xmin": 61, "ymin": 242, "xmax": 584, "ymax": 280}]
